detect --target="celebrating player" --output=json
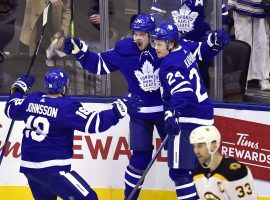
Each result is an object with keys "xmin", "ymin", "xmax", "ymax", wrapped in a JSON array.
[
  {"xmin": 150, "ymin": 22, "xmax": 228, "ymax": 199},
  {"xmin": 64, "ymin": 13, "xmax": 229, "ymax": 199},
  {"xmin": 4, "ymin": 68, "xmax": 141, "ymax": 200}
]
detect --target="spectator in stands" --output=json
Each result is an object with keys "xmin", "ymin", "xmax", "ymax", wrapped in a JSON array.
[
  {"xmin": 20, "ymin": 0, "xmax": 71, "ymax": 56},
  {"xmin": 0, "ymin": 0, "xmax": 18, "ymax": 57},
  {"xmin": 228, "ymin": 0, "xmax": 270, "ymax": 90},
  {"xmin": 88, "ymin": 0, "xmax": 113, "ymax": 30}
]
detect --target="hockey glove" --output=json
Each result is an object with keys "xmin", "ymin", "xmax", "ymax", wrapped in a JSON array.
[
  {"xmin": 207, "ymin": 29, "xmax": 230, "ymax": 50},
  {"xmin": 164, "ymin": 110, "xmax": 181, "ymax": 136},
  {"xmin": 112, "ymin": 94, "xmax": 143, "ymax": 119},
  {"xmin": 10, "ymin": 75, "xmax": 35, "ymax": 94},
  {"xmin": 64, "ymin": 37, "xmax": 88, "ymax": 56}
]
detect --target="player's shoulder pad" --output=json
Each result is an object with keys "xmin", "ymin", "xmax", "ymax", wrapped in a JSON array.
[
  {"xmin": 115, "ymin": 38, "xmax": 139, "ymax": 56},
  {"xmin": 217, "ymin": 157, "xmax": 248, "ymax": 181}
]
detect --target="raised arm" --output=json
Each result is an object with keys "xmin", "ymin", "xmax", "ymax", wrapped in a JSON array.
[
  {"xmin": 181, "ymin": 29, "xmax": 230, "ymax": 62},
  {"xmin": 64, "ymin": 37, "xmax": 121, "ymax": 75},
  {"xmin": 5, "ymin": 75, "xmax": 35, "ymax": 120}
]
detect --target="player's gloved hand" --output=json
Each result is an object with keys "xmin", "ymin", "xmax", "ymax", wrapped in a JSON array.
[
  {"xmin": 64, "ymin": 37, "xmax": 88, "ymax": 56},
  {"xmin": 112, "ymin": 94, "xmax": 143, "ymax": 119},
  {"xmin": 164, "ymin": 110, "xmax": 181, "ymax": 136},
  {"xmin": 10, "ymin": 75, "xmax": 35, "ymax": 94},
  {"xmin": 207, "ymin": 29, "xmax": 230, "ymax": 50}
]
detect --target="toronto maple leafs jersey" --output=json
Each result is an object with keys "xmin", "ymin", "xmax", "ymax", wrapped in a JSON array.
[
  {"xmin": 151, "ymin": 0, "xmax": 228, "ymax": 41},
  {"xmin": 77, "ymin": 38, "xmax": 163, "ymax": 119},
  {"xmin": 151, "ymin": 0, "xmax": 210, "ymax": 40},
  {"xmin": 4, "ymin": 91, "xmax": 121, "ymax": 174},
  {"xmin": 193, "ymin": 157, "xmax": 256, "ymax": 200},
  {"xmin": 76, "ymin": 38, "xmax": 220, "ymax": 119},
  {"xmin": 159, "ymin": 45, "xmax": 214, "ymax": 129}
]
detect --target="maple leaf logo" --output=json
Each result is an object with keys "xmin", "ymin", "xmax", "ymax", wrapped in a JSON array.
[
  {"xmin": 134, "ymin": 60, "xmax": 160, "ymax": 92},
  {"xmin": 171, "ymin": 4, "xmax": 199, "ymax": 33}
]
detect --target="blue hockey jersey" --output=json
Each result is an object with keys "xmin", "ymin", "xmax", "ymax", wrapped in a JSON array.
[
  {"xmin": 159, "ymin": 45, "xmax": 214, "ymax": 129},
  {"xmin": 4, "ymin": 92, "xmax": 121, "ymax": 174},
  {"xmin": 150, "ymin": 0, "xmax": 228, "ymax": 41},
  {"xmin": 76, "ymin": 38, "xmax": 221, "ymax": 120}
]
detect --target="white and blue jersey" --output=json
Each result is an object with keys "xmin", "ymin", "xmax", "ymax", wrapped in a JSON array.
[
  {"xmin": 4, "ymin": 91, "xmax": 121, "ymax": 174},
  {"xmin": 228, "ymin": 0, "xmax": 266, "ymax": 18},
  {"xmin": 159, "ymin": 46, "xmax": 214, "ymax": 129},
  {"xmin": 76, "ymin": 38, "xmax": 220, "ymax": 120}
]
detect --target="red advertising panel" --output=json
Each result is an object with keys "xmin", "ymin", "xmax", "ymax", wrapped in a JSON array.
[{"xmin": 215, "ymin": 115, "xmax": 270, "ymax": 181}]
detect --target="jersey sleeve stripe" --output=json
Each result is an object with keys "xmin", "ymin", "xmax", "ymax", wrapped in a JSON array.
[
  {"xmin": 6, "ymin": 104, "xmax": 11, "ymax": 118},
  {"xmin": 173, "ymin": 88, "xmax": 194, "ymax": 94},
  {"xmin": 171, "ymin": 81, "xmax": 191, "ymax": 94},
  {"xmin": 151, "ymin": 6, "xmax": 167, "ymax": 14},
  {"xmin": 97, "ymin": 54, "xmax": 110, "ymax": 75},
  {"xmin": 175, "ymin": 182, "xmax": 195, "ymax": 190},
  {"xmin": 192, "ymin": 42, "xmax": 202, "ymax": 61},
  {"xmin": 95, "ymin": 113, "xmax": 100, "ymax": 133},
  {"xmin": 85, "ymin": 111, "xmax": 97, "ymax": 134}
]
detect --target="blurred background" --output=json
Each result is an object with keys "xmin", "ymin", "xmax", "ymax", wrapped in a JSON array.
[{"xmin": 0, "ymin": 0, "xmax": 269, "ymax": 104}]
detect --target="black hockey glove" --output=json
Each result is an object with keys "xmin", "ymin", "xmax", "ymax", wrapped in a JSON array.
[
  {"xmin": 10, "ymin": 75, "xmax": 35, "ymax": 94},
  {"xmin": 164, "ymin": 110, "xmax": 181, "ymax": 136},
  {"xmin": 64, "ymin": 37, "xmax": 88, "ymax": 58},
  {"xmin": 207, "ymin": 29, "xmax": 230, "ymax": 50}
]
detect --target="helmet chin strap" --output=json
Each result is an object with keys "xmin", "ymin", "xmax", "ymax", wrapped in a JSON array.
[
  {"xmin": 201, "ymin": 146, "xmax": 218, "ymax": 169},
  {"xmin": 201, "ymin": 152, "xmax": 215, "ymax": 169}
]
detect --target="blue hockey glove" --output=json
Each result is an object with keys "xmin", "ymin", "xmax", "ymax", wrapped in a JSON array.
[
  {"xmin": 64, "ymin": 37, "xmax": 88, "ymax": 55},
  {"xmin": 10, "ymin": 75, "xmax": 35, "ymax": 94},
  {"xmin": 112, "ymin": 94, "xmax": 143, "ymax": 119},
  {"xmin": 164, "ymin": 110, "xmax": 181, "ymax": 136},
  {"xmin": 207, "ymin": 29, "xmax": 230, "ymax": 50}
]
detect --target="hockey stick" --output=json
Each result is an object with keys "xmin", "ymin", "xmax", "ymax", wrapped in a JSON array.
[
  {"xmin": 70, "ymin": 0, "xmax": 74, "ymax": 37},
  {"xmin": 126, "ymin": 134, "xmax": 169, "ymax": 200},
  {"xmin": 0, "ymin": 4, "xmax": 50, "ymax": 166}
]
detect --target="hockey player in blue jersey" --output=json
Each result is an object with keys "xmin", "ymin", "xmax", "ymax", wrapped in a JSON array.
[
  {"xmin": 63, "ymin": 13, "xmax": 229, "ymax": 199},
  {"xmin": 4, "ymin": 68, "xmax": 141, "ymax": 200},
  {"xmin": 150, "ymin": 23, "xmax": 222, "ymax": 199}
]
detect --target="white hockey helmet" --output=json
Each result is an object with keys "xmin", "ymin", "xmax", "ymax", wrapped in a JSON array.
[{"xmin": 189, "ymin": 125, "xmax": 221, "ymax": 154}]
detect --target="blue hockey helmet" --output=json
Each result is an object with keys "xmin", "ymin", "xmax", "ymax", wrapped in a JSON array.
[
  {"xmin": 151, "ymin": 23, "xmax": 179, "ymax": 44},
  {"xmin": 131, "ymin": 13, "xmax": 156, "ymax": 33},
  {"xmin": 44, "ymin": 68, "xmax": 69, "ymax": 94}
]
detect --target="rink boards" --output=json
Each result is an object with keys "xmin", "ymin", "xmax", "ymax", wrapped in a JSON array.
[{"xmin": 0, "ymin": 99, "xmax": 269, "ymax": 200}]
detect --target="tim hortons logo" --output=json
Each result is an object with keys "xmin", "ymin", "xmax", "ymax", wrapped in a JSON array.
[{"xmin": 221, "ymin": 133, "xmax": 270, "ymax": 171}]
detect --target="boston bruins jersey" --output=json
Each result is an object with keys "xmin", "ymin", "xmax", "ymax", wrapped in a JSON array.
[{"xmin": 193, "ymin": 157, "xmax": 256, "ymax": 200}]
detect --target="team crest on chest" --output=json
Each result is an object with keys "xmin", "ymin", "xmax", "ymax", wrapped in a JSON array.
[
  {"xmin": 171, "ymin": 4, "xmax": 199, "ymax": 33},
  {"xmin": 134, "ymin": 60, "xmax": 160, "ymax": 92}
]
